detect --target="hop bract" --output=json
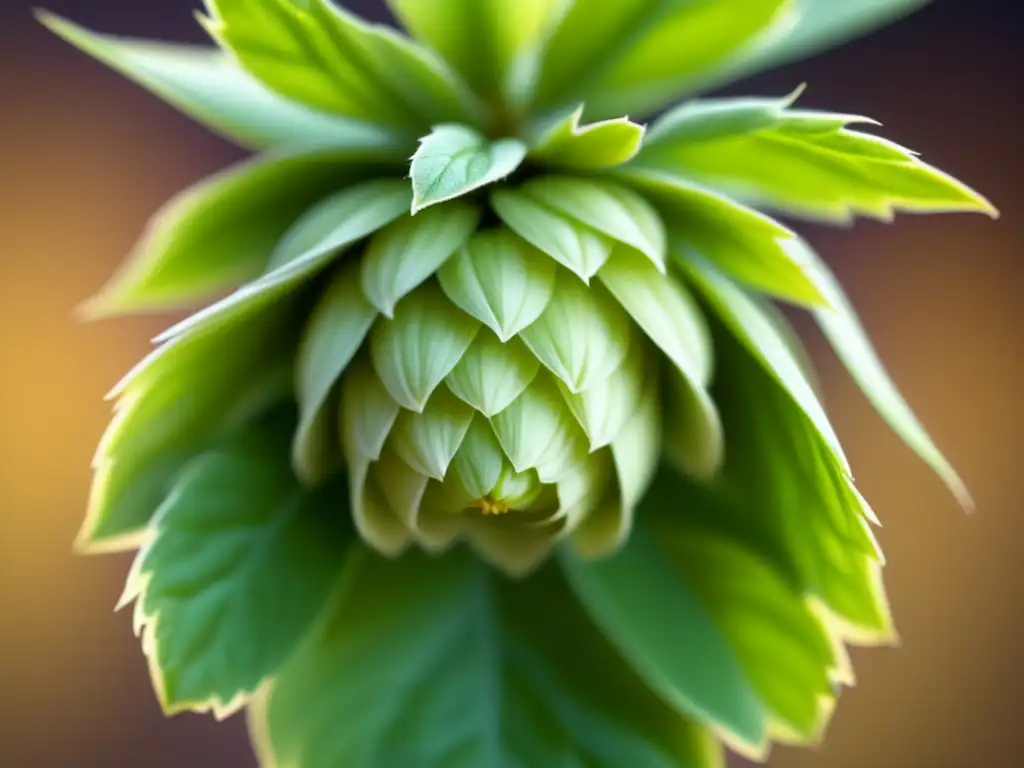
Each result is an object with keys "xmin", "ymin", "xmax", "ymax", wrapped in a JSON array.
[{"xmin": 47, "ymin": 1, "xmax": 995, "ymax": 766}]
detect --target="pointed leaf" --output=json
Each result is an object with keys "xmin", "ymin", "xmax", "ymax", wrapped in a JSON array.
[
  {"xmin": 522, "ymin": 176, "xmax": 667, "ymax": 272},
  {"xmin": 370, "ymin": 283, "xmax": 481, "ymax": 412},
  {"xmin": 642, "ymin": 91, "xmax": 803, "ymax": 147},
  {"xmin": 361, "ymin": 202, "xmax": 481, "ymax": 317},
  {"xmin": 392, "ymin": 388, "xmax": 476, "ymax": 481},
  {"xmin": 38, "ymin": 12, "xmax": 415, "ymax": 152},
  {"xmin": 519, "ymin": 274, "xmax": 631, "ymax": 394},
  {"xmin": 130, "ymin": 413, "xmax": 351, "ymax": 715},
  {"xmin": 293, "ymin": 262, "xmax": 376, "ymax": 483},
  {"xmin": 437, "ymin": 229, "xmax": 556, "ymax": 342},
  {"xmin": 491, "ymin": 188, "xmax": 615, "ymax": 281},
  {"xmin": 445, "ymin": 332, "xmax": 542, "ymax": 417},
  {"xmin": 410, "ymin": 124, "xmax": 527, "ymax": 212},
  {"xmin": 202, "ymin": 0, "xmax": 481, "ymax": 128},
  {"xmin": 529, "ymin": 106, "xmax": 646, "ymax": 170}
]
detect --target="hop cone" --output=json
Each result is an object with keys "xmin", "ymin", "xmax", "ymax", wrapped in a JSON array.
[{"xmin": 47, "ymin": 1, "xmax": 995, "ymax": 765}]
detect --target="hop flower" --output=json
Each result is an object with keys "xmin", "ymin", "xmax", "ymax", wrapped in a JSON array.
[{"xmin": 45, "ymin": 1, "xmax": 995, "ymax": 766}]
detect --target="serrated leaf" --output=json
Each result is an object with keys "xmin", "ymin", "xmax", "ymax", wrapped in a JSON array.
[
  {"xmin": 804, "ymin": 248, "xmax": 972, "ymax": 509},
  {"xmin": 533, "ymin": 0, "xmax": 789, "ymax": 118},
  {"xmin": 129, "ymin": 413, "xmax": 351, "ymax": 715},
  {"xmin": 445, "ymin": 332, "xmax": 542, "ymax": 418},
  {"xmin": 622, "ymin": 169, "xmax": 828, "ymax": 307},
  {"xmin": 360, "ymin": 202, "xmax": 481, "ymax": 317},
  {"xmin": 529, "ymin": 106, "xmax": 646, "ymax": 170},
  {"xmin": 637, "ymin": 100, "xmax": 995, "ymax": 222},
  {"xmin": 293, "ymin": 262, "xmax": 376, "ymax": 484},
  {"xmin": 683, "ymin": 255, "xmax": 849, "ymax": 473},
  {"xmin": 370, "ymin": 283, "xmax": 481, "ymax": 411},
  {"xmin": 156, "ymin": 179, "xmax": 410, "ymax": 344},
  {"xmin": 83, "ymin": 150, "xmax": 380, "ymax": 317},
  {"xmin": 491, "ymin": 188, "xmax": 615, "ymax": 281},
  {"xmin": 254, "ymin": 549, "xmax": 721, "ymax": 768},
  {"xmin": 38, "ymin": 12, "xmax": 415, "ymax": 153},
  {"xmin": 437, "ymin": 228, "xmax": 556, "ymax": 342},
  {"xmin": 642, "ymin": 91, "xmax": 803, "ymax": 147},
  {"xmin": 559, "ymin": 339, "xmax": 646, "ymax": 450},
  {"xmin": 560, "ymin": 520, "xmax": 767, "ymax": 752},
  {"xmin": 519, "ymin": 273, "xmax": 631, "ymax": 394},
  {"xmin": 521, "ymin": 176, "xmax": 667, "ymax": 272},
  {"xmin": 392, "ymin": 387, "xmax": 475, "ymax": 481},
  {"xmin": 410, "ymin": 124, "xmax": 527, "ymax": 212},
  {"xmin": 202, "ymin": 0, "xmax": 481, "ymax": 128}
]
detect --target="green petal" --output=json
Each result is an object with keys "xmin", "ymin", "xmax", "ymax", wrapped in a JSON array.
[
  {"xmin": 370, "ymin": 449, "xmax": 430, "ymax": 529},
  {"xmin": 129, "ymin": 413, "xmax": 351, "ymax": 716},
  {"xmin": 519, "ymin": 273, "xmax": 632, "ymax": 394},
  {"xmin": 529, "ymin": 106, "xmax": 646, "ymax": 170},
  {"xmin": 338, "ymin": 359, "xmax": 401, "ymax": 462},
  {"xmin": 410, "ymin": 124, "xmax": 527, "ymax": 212},
  {"xmin": 360, "ymin": 202, "xmax": 481, "ymax": 317},
  {"xmin": 444, "ymin": 416, "xmax": 507, "ymax": 502},
  {"xmin": 202, "ymin": 0, "xmax": 481, "ymax": 128},
  {"xmin": 445, "ymin": 332, "xmax": 542, "ymax": 418},
  {"xmin": 392, "ymin": 387, "xmax": 476, "ymax": 481},
  {"xmin": 521, "ymin": 176, "xmax": 667, "ymax": 272},
  {"xmin": 599, "ymin": 247, "xmax": 712, "ymax": 386},
  {"xmin": 370, "ymin": 283, "xmax": 481, "ymax": 412},
  {"xmin": 37, "ymin": 12, "xmax": 415, "ymax": 153},
  {"xmin": 491, "ymin": 188, "xmax": 615, "ymax": 282},
  {"xmin": 348, "ymin": 457, "xmax": 411, "ymax": 557},
  {"xmin": 437, "ymin": 229, "xmax": 556, "ymax": 342},
  {"xmin": 662, "ymin": 366, "xmax": 725, "ymax": 482},
  {"xmin": 293, "ymin": 261, "xmax": 376, "ymax": 483},
  {"xmin": 622, "ymin": 169, "xmax": 828, "ymax": 307}
]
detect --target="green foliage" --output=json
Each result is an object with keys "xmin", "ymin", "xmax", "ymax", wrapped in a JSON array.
[{"xmin": 529, "ymin": 107, "xmax": 646, "ymax": 170}]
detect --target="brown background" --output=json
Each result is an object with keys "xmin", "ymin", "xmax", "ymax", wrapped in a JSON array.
[{"xmin": 1, "ymin": 1, "xmax": 1020, "ymax": 766}]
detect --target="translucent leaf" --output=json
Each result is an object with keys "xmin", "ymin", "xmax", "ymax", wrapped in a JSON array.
[
  {"xmin": 445, "ymin": 332, "xmax": 542, "ymax": 418},
  {"xmin": 410, "ymin": 124, "xmax": 527, "ymax": 212},
  {"xmin": 437, "ymin": 229, "xmax": 556, "ymax": 342},
  {"xmin": 83, "ymin": 151, "xmax": 380, "ymax": 317},
  {"xmin": 521, "ymin": 176, "xmax": 667, "ymax": 272},
  {"xmin": 806, "ymin": 248, "xmax": 972, "ymax": 508},
  {"xmin": 38, "ymin": 12, "xmax": 415, "ymax": 153},
  {"xmin": 370, "ymin": 283, "xmax": 481, "ymax": 412},
  {"xmin": 253, "ymin": 550, "xmax": 721, "ymax": 768},
  {"xmin": 360, "ymin": 202, "xmax": 481, "ymax": 317},
  {"xmin": 202, "ymin": 0, "xmax": 481, "ymax": 128},
  {"xmin": 529, "ymin": 106, "xmax": 646, "ymax": 170},
  {"xmin": 491, "ymin": 188, "xmax": 615, "ymax": 282},
  {"xmin": 293, "ymin": 262, "xmax": 376, "ymax": 483},
  {"xmin": 519, "ymin": 273, "xmax": 631, "ymax": 394},
  {"xmin": 533, "ymin": 0, "xmax": 789, "ymax": 118},
  {"xmin": 128, "ymin": 413, "xmax": 351, "ymax": 715},
  {"xmin": 560, "ymin": 521, "xmax": 767, "ymax": 752},
  {"xmin": 392, "ymin": 388, "xmax": 476, "ymax": 481},
  {"xmin": 339, "ymin": 360, "xmax": 400, "ymax": 462},
  {"xmin": 622, "ymin": 169, "xmax": 828, "ymax": 307}
]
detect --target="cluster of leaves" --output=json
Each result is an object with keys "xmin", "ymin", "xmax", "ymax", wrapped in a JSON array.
[{"xmin": 44, "ymin": 0, "xmax": 994, "ymax": 766}]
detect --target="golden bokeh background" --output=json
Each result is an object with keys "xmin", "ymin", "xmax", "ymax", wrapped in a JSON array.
[{"xmin": 0, "ymin": 1, "xmax": 1020, "ymax": 766}]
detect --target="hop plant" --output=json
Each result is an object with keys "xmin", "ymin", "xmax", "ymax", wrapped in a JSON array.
[{"xmin": 46, "ymin": 1, "xmax": 995, "ymax": 765}]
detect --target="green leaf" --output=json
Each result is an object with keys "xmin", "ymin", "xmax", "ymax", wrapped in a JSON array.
[
  {"xmin": 126, "ymin": 412, "xmax": 351, "ymax": 715},
  {"xmin": 37, "ymin": 12, "xmax": 415, "ymax": 153},
  {"xmin": 293, "ymin": 261, "xmax": 377, "ymax": 484},
  {"xmin": 491, "ymin": 188, "xmax": 615, "ymax": 282},
  {"xmin": 445, "ymin": 332, "xmax": 542, "ymax": 418},
  {"xmin": 370, "ymin": 283, "xmax": 481, "ymax": 412},
  {"xmin": 529, "ymin": 106, "xmax": 646, "ymax": 170},
  {"xmin": 533, "ymin": 0, "xmax": 789, "ymax": 118},
  {"xmin": 637, "ymin": 98, "xmax": 996, "ymax": 222},
  {"xmin": 519, "ymin": 272, "xmax": 632, "ymax": 394},
  {"xmin": 392, "ymin": 387, "xmax": 475, "ymax": 480},
  {"xmin": 622, "ymin": 169, "xmax": 828, "ymax": 307},
  {"xmin": 520, "ymin": 176, "xmax": 667, "ymax": 272},
  {"xmin": 410, "ymin": 124, "xmax": 527, "ymax": 213},
  {"xmin": 82, "ymin": 150, "xmax": 381, "ymax": 317},
  {"xmin": 360, "ymin": 203, "xmax": 481, "ymax": 317},
  {"xmin": 437, "ymin": 228, "xmax": 556, "ymax": 342},
  {"xmin": 339, "ymin": 359, "xmax": 401, "ymax": 462},
  {"xmin": 560, "ymin": 521, "xmax": 767, "ymax": 752},
  {"xmin": 202, "ymin": 0, "xmax": 481, "ymax": 128},
  {"xmin": 804, "ymin": 248, "xmax": 973, "ymax": 509},
  {"xmin": 254, "ymin": 549, "xmax": 721, "ymax": 768}
]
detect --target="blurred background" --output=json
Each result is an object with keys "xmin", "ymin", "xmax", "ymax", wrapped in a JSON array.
[{"xmin": 0, "ymin": 1, "xmax": 1020, "ymax": 766}]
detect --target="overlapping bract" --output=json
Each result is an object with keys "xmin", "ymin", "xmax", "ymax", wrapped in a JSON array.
[{"xmin": 47, "ymin": 1, "xmax": 994, "ymax": 766}]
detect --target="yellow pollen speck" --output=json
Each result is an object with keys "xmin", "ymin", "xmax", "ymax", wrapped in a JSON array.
[{"xmin": 470, "ymin": 497, "xmax": 511, "ymax": 516}]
